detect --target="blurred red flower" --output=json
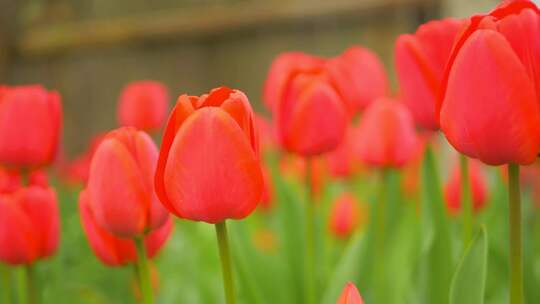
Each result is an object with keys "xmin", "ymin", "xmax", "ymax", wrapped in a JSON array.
[{"xmin": 117, "ymin": 81, "xmax": 169, "ymax": 132}]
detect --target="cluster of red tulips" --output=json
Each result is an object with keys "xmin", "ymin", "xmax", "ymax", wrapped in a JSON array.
[{"xmin": 1, "ymin": 0, "xmax": 540, "ymax": 303}]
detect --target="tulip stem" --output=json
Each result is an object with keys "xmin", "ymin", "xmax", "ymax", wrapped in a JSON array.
[
  {"xmin": 460, "ymin": 155, "xmax": 473, "ymax": 248},
  {"xmin": 25, "ymin": 264, "xmax": 36, "ymax": 304},
  {"xmin": 215, "ymin": 221, "xmax": 236, "ymax": 304},
  {"xmin": 1, "ymin": 264, "xmax": 11, "ymax": 304},
  {"xmin": 304, "ymin": 157, "xmax": 315, "ymax": 304},
  {"xmin": 134, "ymin": 237, "xmax": 154, "ymax": 304},
  {"xmin": 508, "ymin": 164, "xmax": 523, "ymax": 304}
]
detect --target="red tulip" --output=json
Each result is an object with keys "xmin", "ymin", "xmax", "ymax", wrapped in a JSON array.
[
  {"xmin": 395, "ymin": 18, "xmax": 465, "ymax": 130},
  {"xmin": 439, "ymin": 0, "xmax": 540, "ymax": 165},
  {"xmin": 155, "ymin": 87, "xmax": 263, "ymax": 223},
  {"xmin": 337, "ymin": 282, "xmax": 364, "ymax": 304},
  {"xmin": 326, "ymin": 46, "xmax": 388, "ymax": 112},
  {"xmin": 118, "ymin": 81, "xmax": 169, "ymax": 132},
  {"xmin": 444, "ymin": 160, "xmax": 487, "ymax": 215},
  {"xmin": 79, "ymin": 190, "xmax": 173, "ymax": 266},
  {"xmin": 356, "ymin": 98, "xmax": 418, "ymax": 168},
  {"xmin": 60, "ymin": 133, "xmax": 106, "ymax": 185},
  {"xmin": 87, "ymin": 127, "xmax": 169, "ymax": 238},
  {"xmin": 259, "ymin": 166, "xmax": 274, "ymax": 212},
  {"xmin": 263, "ymin": 52, "xmax": 325, "ymax": 111},
  {"xmin": 329, "ymin": 193, "xmax": 362, "ymax": 239},
  {"xmin": 254, "ymin": 113, "xmax": 276, "ymax": 152},
  {"xmin": 0, "ymin": 182, "xmax": 59, "ymax": 265},
  {"xmin": 0, "ymin": 85, "xmax": 62, "ymax": 168},
  {"xmin": 0, "ymin": 167, "xmax": 20, "ymax": 193},
  {"xmin": 326, "ymin": 126, "xmax": 358, "ymax": 178}
]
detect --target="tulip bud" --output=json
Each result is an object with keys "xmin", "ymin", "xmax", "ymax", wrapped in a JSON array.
[
  {"xmin": 118, "ymin": 81, "xmax": 169, "ymax": 132},
  {"xmin": 87, "ymin": 127, "xmax": 169, "ymax": 238},
  {"xmin": 155, "ymin": 87, "xmax": 263, "ymax": 223},
  {"xmin": 444, "ymin": 160, "xmax": 487, "ymax": 215},
  {"xmin": 356, "ymin": 98, "xmax": 418, "ymax": 168},
  {"xmin": 337, "ymin": 282, "xmax": 364, "ymax": 304},
  {"xmin": 0, "ymin": 85, "xmax": 62, "ymax": 168},
  {"xmin": 329, "ymin": 193, "xmax": 364, "ymax": 239},
  {"xmin": 0, "ymin": 181, "xmax": 59, "ymax": 265}
]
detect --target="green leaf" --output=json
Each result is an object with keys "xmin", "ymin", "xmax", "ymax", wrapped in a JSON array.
[{"xmin": 450, "ymin": 227, "xmax": 488, "ymax": 304}]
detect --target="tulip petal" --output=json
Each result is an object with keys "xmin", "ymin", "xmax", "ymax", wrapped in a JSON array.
[
  {"xmin": 0, "ymin": 196, "xmax": 37, "ymax": 265},
  {"xmin": 441, "ymin": 29, "xmax": 540, "ymax": 165},
  {"xmin": 163, "ymin": 107, "xmax": 263, "ymax": 223}
]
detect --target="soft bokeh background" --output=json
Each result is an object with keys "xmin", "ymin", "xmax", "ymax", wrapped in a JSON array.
[{"xmin": 0, "ymin": 0, "xmax": 500, "ymax": 156}]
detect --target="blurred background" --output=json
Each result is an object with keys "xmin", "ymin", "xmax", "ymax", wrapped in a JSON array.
[{"xmin": 0, "ymin": 0, "xmax": 500, "ymax": 156}]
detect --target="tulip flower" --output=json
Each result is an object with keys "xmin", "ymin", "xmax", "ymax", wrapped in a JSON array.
[
  {"xmin": 395, "ymin": 18, "xmax": 465, "ymax": 130},
  {"xmin": 337, "ymin": 282, "xmax": 364, "ymax": 304},
  {"xmin": 326, "ymin": 46, "xmax": 388, "ymax": 112},
  {"xmin": 79, "ymin": 190, "xmax": 173, "ymax": 267},
  {"xmin": 87, "ymin": 127, "xmax": 169, "ymax": 238},
  {"xmin": 155, "ymin": 86, "xmax": 263, "ymax": 304},
  {"xmin": 0, "ymin": 85, "xmax": 62, "ymax": 168},
  {"xmin": 0, "ymin": 167, "xmax": 20, "ymax": 193},
  {"xmin": 326, "ymin": 126, "xmax": 359, "ymax": 178},
  {"xmin": 329, "ymin": 193, "xmax": 363, "ymax": 239},
  {"xmin": 438, "ymin": 1, "xmax": 540, "ymax": 302},
  {"xmin": 259, "ymin": 166, "xmax": 274, "ymax": 212},
  {"xmin": 117, "ymin": 81, "xmax": 169, "ymax": 132},
  {"xmin": 0, "ymin": 182, "xmax": 59, "ymax": 265},
  {"xmin": 356, "ymin": 97, "xmax": 418, "ymax": 168},
  {"xmin": 444, "ymin": 160, "xmax": 487, "ymax": 215}
]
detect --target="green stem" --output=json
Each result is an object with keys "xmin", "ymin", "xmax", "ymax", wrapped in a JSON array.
[
  {"xmin": 16, "ymin": 267, "xmax": 26, "ymax": 304},
  {"xmin": 460, "ymin": 155, "xmax": 473, "ymax": 248},
  {"xmin": 215, "ymin": 222, "xmax": 236, "ymax": 304},
  {"xmin": 304, "ymin": 157, "xmax": 315, "ymax": 304},
  {"xmin": 508, "ymin": 164, "xmax": 523, "ymax": 304},
  {"xmin": 25, "ymin": 265, "xmax": 36, "ymax": 304},
  {"xmin": 134, "ymin": 237, "xmax": 154, "ymax": 304},
  {"xmin": 1, "ymin": 264, "xmax": 12, "ymax": 304},
  {"xmin": 373, "ymin": 169, "xmax": 389, "ymax": 303}
]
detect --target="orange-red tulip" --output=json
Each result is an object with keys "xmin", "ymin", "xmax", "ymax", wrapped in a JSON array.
[
  {"xmin": 0, "ymin": 167, "xmax": 20, "ymax": 193},
  {"xmin": 326, "ymin": 46, "xmax": 388, "ymax": 112},
  {"xmin": 79, "ymin": 190, "xmax": 173, "ymax": 266},
  {"xmin": 329, "ymin": 193, "xmax": 362, "ymax": 239},
  {"xmin": 439, "ymin": 0, "xmax": 540, "ymax": 165},
  {"xmin": 395, "ymin": 18, "xmax": 465, "ymax": 130},
  {"xmin": 356, "ymin": 98, "xmax": 418, "ymax": 168},
  {"xmin": 155, "ymin": 87, "xmax": 263, "ymax": 223},
  {"xmin": 326, "ymin": 126, "xmax": 359, "ymax": 178},
  {"xmin": 259, "ymin": 166, "xmax": 274, "ymax": 212},
  {"xmin": 337, "ymin": 282, "xmax": 364, "ymax": 304},
  {"xmin": 0, "ymin": 85, "xmax": 62, "ymax": 168},
  {"xmin": 0, "ymin": 179, "xmax": 59, "ymax": 265},
  {"xmin": 87, "ymin": 127, "xmax": 169, "ymax": 238},
  {"xmin": 444, "ymin": 160, "xmax": 487, "ymax": 215},
  {"xmin": 118, "ymin": 81, "xmax": 169, "ymax": 132}
]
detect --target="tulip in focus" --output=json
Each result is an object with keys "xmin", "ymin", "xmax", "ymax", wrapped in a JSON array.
[
  {"xmin": 337, "ymin": 282, "xmax": 364, "ymax": 304},
  {"xmin": 87, "ymin": 127, "xmax": 169, "ymax": 238},
  {"xmin": 395, "ymin": 18, "xmax": 465, "ymax": 130},
  {"xmin": 329, "ymin": 193, "xmax": 363, "ymax": 239},
  {"xmin": 444, "ymin": 161, "xmax": 487, "ymax": 215},
  {"xmin": 356, "ymin": 97, "xmax": 418, "ymax": 168},
  {"xmin": 118, "ymin": 81, "xmax": 169, "ymax": 132},
  {"xmin": 0, "ymin": 85, "xmax": 62, "ymax": 168}
]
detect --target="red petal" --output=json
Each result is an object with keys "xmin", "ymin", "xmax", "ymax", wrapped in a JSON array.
[
  {"xmin": 337, "ymin": 282, "xmax": 364, "ymax": 304},
  {"xmin": 0, "ymin": 195, "xmax": 37, "ymax": 265}
]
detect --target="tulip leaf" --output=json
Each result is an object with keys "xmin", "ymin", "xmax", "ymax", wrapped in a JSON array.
[{"xmin": 449, "ymin": 227, "xmax": 488, "ymax": 304}]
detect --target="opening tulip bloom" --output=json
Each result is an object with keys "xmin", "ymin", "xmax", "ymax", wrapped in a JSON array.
[
  {"xmin": 329, "ymin": 193, "xmax": 363, "ymax": 239},
  {"xmin": 87, "ymin": 127, "xmax": 169, "ymax": 238},
  {"xmin": 337, "ymin": 282, "xmax": 364, "ymax": 304},
  {"xmin": 356, "ymin": 98, "xmax": 418, "ymax": 168},
  {"xmin": 155, "ymin": 87, "xmax": 263, "ymax": 224},
  {"xmin": 79, "ymin": 190, "xmax": 173, "ymax": 267},
  {"xmin": 395, "ymin": 18, "xmax": 465, "ymax": 130},
  {"xmin": 0, "ymin": 85, "xmax": 62, "ymax": 168},
  {"xmin": 444, "ymin": 160, "xmax": 487, "ymax": 215},
  {"xmin": 439, "ymin": 0, "xmax": 540, "ymax": 165},
  {"xmin": 118, "ymin": 81, "xmax": 169, "ymax": 132},
  {"xmin": 0, "ymin": 180, "xmax": 59, "ymax": 265},
  {"xmin": 326, "ymin": 46, "xmax": 388, "ymax": 112}
]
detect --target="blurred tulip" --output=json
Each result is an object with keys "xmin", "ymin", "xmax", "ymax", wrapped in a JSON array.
[
  {"xmin": 326, "ymin": 46, "xmax": 388, "ymax": 112},
  {"xmin": 0, "ymin": 181, "xmax": 59, "ymax": 265},
  {"xmin": 79, "ymin": 190, "xmax": 173, "ymax": 267},
  {"xmin": 252, "ymin": 228, "xmax": 278, "ymax": 253},
  {"xmin": 259, "ymin": 166, "xmax": 274, "ymax": 212},
  {"xmin": 337, "ymin": 282, "xmax": 364, "ymax": 304},
  {"xmin": 395, "ymin": 18, "xmax": 465, "ymax": 130},
  {"xmin": 326, "ymin": 126, "xmax": 359, "ymax": 178},
  {"xmin": 155, "ymin": 87, "xmax": 263, "ymax": 223},
  {"xmin": 439, "ymin": 0, "xmax": 540, "ymax": 165},
  {"xmin": 254, "ymin": 113, "xmax": 276, "ymax": 152},
  {"xmin": 0, "ymin": 167, "xmax": 20, "ymax": 193},
  {"xmin": 278, "ymin": 154, "xmax": 328, "ymax": 199},
  {"xmin": 0, "ymin": 85, "xmax": 62, "ymax": 168},
  {"xmin": 356, "ymin": 98, "xmax": 418, "ymax": 168},
  {"xmin": 59, "ymin": 133, "xmax": 106, "ymax": 185},
  {"xmin": 263, "ymin": 52, "xmax": 325, "ymax": 111},
  {"xmin": 118, "ymin": 81, "xmax": 169, "ymax": 132},
  {"xmin": 329, "ymin": 193, "xmax": 363, "ymax": 239},
  {"xmin": 444, "ymin": 161, "xmax": 487, "ymax": 215},
  {"xmin": 87, "ymin": 127, "xmax": 169, "ymax": 238}
]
